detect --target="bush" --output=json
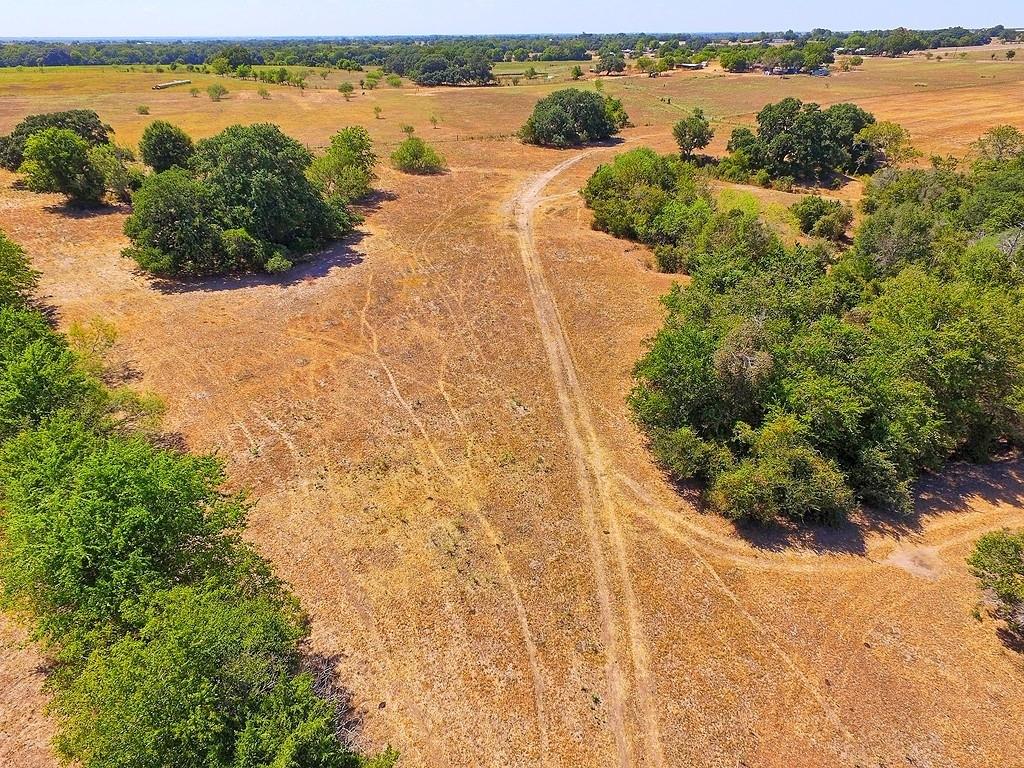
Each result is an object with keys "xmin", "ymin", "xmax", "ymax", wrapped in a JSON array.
[
  {"xmin": 207, "ymin": 83, "xmax": 228, "ymax": 101},
  {"xmin": 139, "ymin": 120, "xmax": 194, "ymax": 172},
  {"xmin": 18, "ymin": 127, "xmax": 106, "ymax": 205},
  {"xmin": 0, "ymin": 109, "xmax": 112, "ymax": 171},
  {"xmin": 220, "ymin": 228, "xmax": 265, "ymax": 271},
  {"xmin": 519, "ymin": 88, "xmax": 623, "ymax": 148},
  {"xmin": 307, "ymin": 126, "xmax": 377, "ymax": 202},
  {"xmin": 969, "ymin": 530, "xmax": 1024, "ymax": 639},
  {"xmin": 791, "ymin": 195, "xmax": 841, "ymax": 233},
  {"xmin": 264, "ymin": 252, "xmax": 293, "ymax": 273},
  {"xmin": 390, "ymin": 136, "xmax": 446, "ymax": 174}
]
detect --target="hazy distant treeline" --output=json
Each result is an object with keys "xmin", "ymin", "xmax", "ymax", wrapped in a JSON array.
[{"xmin": 0, "ymin": 25, "xmax": 1007, "ymax": 72}]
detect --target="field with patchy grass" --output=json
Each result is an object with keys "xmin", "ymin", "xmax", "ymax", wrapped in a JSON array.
[{"xmin": 2, "ymin": 44, "xmax": 1024, "ymax": 767}]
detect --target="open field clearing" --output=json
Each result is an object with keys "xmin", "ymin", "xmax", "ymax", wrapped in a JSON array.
[{"xmin": 2, "ymin": 45, "xmax": 1024, "ymax": 767}]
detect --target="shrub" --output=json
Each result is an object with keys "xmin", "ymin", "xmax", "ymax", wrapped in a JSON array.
[
  {"xmin": 969, "ymin": 530, "xmax": 1024, "ymax": 639},
  {"xmin": 264, "ymin": 252, "xmax": 293, "ymax": 273},
  {"xmin": 139, "ymin": 120, "xmax": 194, "ymax": 172},
  {"xmin": 811, "ymin": 206, "xmax": 854, "ymax": 241},
  {"xmin": 791, "ymin": 195, "xmax": 841, "ymax": 233},
  {"xmin": 307, "ymin": 126, "xmax": 377, "ymax": 202},
  {"xmin": 220, "ymin": 228, "xmax": 265, "ymax": 271},
  {"xmin": 18, "ymin": 127, "xmax": 106, "ymax": 205},
  {"xmin": 136, "ymin": 105, "xmax": 150, "ymax": 115},
  {"xmin": 207, "ymin": 83, "xmax": 228, "ymax": 101},
  {"xmin": 519, "ymin": 88, "xmax": 623, "ymax": 148},
  {"xmin": 390, "ymin": 136, "xmax": 446, "ymax": 174},
  {"xmin": 0, "ymin": 109, "xmax": 112, "ymax": 171}
]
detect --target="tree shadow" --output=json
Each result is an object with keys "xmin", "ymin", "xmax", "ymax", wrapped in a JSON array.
[
  {"xmin": 303, "ymin": 651, "xmax": 365, "ymax": 748},
  {"xmin": 353, "ymin": 189, "xmax": 398, "ymax": 214},
  {"xmin": 41, "ymin": 202, "xmax": 125, "ymax": 218},
  {"xmin": 732, "ymin": 453, "xmax": 1024, "ymax": 556},
  {"xmin": 148, "ymin": 231, "xmax": 366, "ymax": 294}
]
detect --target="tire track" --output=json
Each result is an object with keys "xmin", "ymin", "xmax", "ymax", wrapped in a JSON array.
[
  {"xmin": 358, "ymin": 274, "xmax": 552, "ymax": 766},
  {"xmin": 511, "ymin": 153, "xmax": 665, "ymax": 768}
]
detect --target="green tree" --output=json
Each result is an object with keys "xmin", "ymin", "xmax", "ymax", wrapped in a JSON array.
[
  {"xmin": 672, "ymin": 108, "xmax": 714, "ymax": 159},
  {"xmin": 190, "ymin": 123, "xmax": 345, "ymax": 250},
  {"xmin": 307, "ymin": 126, "xmax": 377, "ymax": 202},
  {"xmin": 18, "ymin": 127, "xmax": 105, "ymax": 205},
  {"xmin": 139, "ymin": 120, "xmax": 194, "ymax": 172},
  {"xmin": 87, "ymin": 144, "xmax": 143, "ymax": 203},
  {"xmin": 338, "ymin": 81, "xmax": 354, "ymax": 100},
  {"xmin": 122, "ymin": 169, "xmax": 226, "ymax": 276},
  {"xmin": 518, "ymin": 88, "xmax": 623, "ymax": 148},
  {"xmin": 0, "ymin": 417, "xmax": 252, "ymax": 645},
  {"xmin": 0, "ymin": 109, "xmax": 112, "ymax": 171},
  {"xmin": 570, "ymin": 65, "xmax": 583, "ymax": 80}
]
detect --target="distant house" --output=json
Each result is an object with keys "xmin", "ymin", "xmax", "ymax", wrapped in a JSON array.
[{"xmin": 675, "ymin": 62, "xmax": 707, "ymax": 70}]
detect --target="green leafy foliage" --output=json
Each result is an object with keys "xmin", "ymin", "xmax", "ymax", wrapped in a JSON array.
[
  {"xmin": 791, "ymin": 195, "xmax": 853, "ymax": 241},
  {"xmin": 969, "ymin": 529, "xmax": 1024, "ymax": 639},
  {"xmin": 124, "ymin": 124, "xmax": 354, "ymax": 277},
  {"xmin": 723, "ymin": 98, "xmax": 878, "ymax": 181},
  {"xmin": 19, "ymin": 127, "xmax": 106, "ymax": 205},
  {"xmin": 672, "ymin": 109, "xmax": 714, "ymax": 159},
  {"xmin": 0, "ymin": 230, "xmax": 390, "ymax": 767},
  {"xmin": 519, "ymin": 88, "xmax": 624, "ymax": 148},
  {"xmin": 390, "ymin": 136, "xmax": 446, "ymax": 175},
  {"xmin": 139, "ymin": 120, "xmax": 195, "ymax": 172},
  {"xmin": 0, "ymin": 109, "xmax": 112, "ymax": 171},
  {"xmin": 307, "ymin": 126, "xmax": 377, "ymax": 202},
  {"xmin": 622, "ymin": 131, "xmax": 1024, "ymax": 524}
]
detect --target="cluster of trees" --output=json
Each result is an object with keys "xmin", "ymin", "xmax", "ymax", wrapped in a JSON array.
[
  {"xmin": 970, "ymin": 529, "xmax": 1024, "ymax": 642},
  {"xmin": 519, "ymin": 88, "xmax": 629, "ymax": 148},
  {"xmin": 383, "ymin": 44, "xmax": 493, "ymax": 86},
  {"xmin": 593, "ymin": 125, "xmax": 1024, "ymax": 525},
  {"xmin": 0, "ymin": 231, "xmax": 397, "ymax": 768},
  {"xmin": 123, "ymin": 122, "xmax": 370, "ymax": 277},
  {"xmin": 719, "ymin": 99, "xmax": 913, "ymax": 183},
  {"xmin": 1, "ymin": 110, "xmax": 143, "ymax": 205}
]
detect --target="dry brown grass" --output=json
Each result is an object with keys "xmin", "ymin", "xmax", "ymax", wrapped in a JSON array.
[{"xmin": 2, "ymin": 47, "xmax": 1024, "ymax": 768}]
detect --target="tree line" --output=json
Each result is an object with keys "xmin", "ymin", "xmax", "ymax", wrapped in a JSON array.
[
  {"xmin": 582, "ymin": 124, "xmax": 1024, "ymax": 526},
  {"xmin": 0, "ymin": 230, "xmax": 398, "ymax": 767},
  {"xmin": 1, "ymin": 25, "xmax": 1014, "ymax": 72}
]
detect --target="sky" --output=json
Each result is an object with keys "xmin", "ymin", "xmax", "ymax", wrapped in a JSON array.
[{"xmin": 3, "ymin": 0, "xmax": 1021, "ymax": 39}]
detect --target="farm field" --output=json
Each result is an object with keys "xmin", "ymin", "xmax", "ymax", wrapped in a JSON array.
[{"xmin": 2, "ymin": 45, "xmax": 1024, "ymax": 768}]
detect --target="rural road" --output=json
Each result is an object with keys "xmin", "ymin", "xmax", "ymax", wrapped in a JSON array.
[{"xmin": 510, "ymin": 150, "xmax": 666, "ymax": 768}]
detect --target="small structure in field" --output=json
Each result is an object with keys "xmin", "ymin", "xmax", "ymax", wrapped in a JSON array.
[{"xmin": 152, "ymin": 79, "xmax": 191, "ymax": 90}]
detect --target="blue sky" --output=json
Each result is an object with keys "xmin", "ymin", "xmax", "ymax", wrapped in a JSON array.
[{"xmin": 4, "ymin": 0, "xmax": 1020, "ymax": 38}]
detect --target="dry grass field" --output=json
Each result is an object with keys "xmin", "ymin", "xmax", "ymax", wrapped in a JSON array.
[{"xmin": 2, "ymin": 44, "xmax": 1024, "ymax": 768}]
